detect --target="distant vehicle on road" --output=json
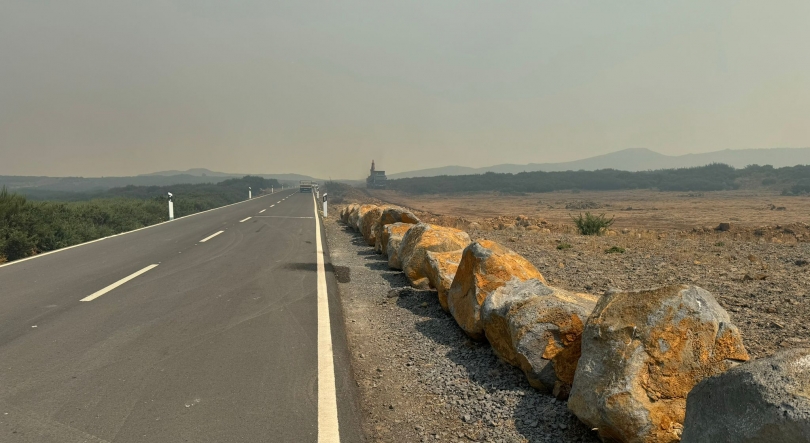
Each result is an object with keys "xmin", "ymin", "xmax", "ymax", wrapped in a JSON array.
[{"xmin": 299, "ymin": 180, "xmax": 313, "ymax": 193}]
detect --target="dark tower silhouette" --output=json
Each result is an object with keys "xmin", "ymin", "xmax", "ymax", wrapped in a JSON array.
[{"xmin": 366, "ymin": 160, "xmax": 387, "ymax": 189}]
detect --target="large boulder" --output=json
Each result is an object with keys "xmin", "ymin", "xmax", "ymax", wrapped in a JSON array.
[
  {"xmin": 341, "ymin": 203, "xmax": 359, "ymax": 225},
  {"xmin": 357, "ymin": 205, "xmax": 383, "ymax": 244},
  {"xmin": 350, "ymin": 204, "xmax": 374, "ymax": 231},
  {"xmin": 567, "ymin": 285, "xmax": 750, "ymax": 443},
  {"xmin": 446, "ymin": 240, "xmax": 546, "ymax": 340},
  {"xmin": 481, "ymin": 278, "xmax": 598, "ymax": 397},
  {"xmin": 385, "ymin": 223, "xmax": 414, "ymax": 270},
  {"xmin": 398, "ymin": 223, "xmax": 471, "ymax": 289},
  {"xmin": 374, "ymin": 207, "xmax": 420, "ymax": 253},
  {"xmin": 424, "ymin": 250, "xmax": 463, "ymax": 312},
  {"xmin": 681, "ymin": 347, "xmax": 810, "ymax": 443}
]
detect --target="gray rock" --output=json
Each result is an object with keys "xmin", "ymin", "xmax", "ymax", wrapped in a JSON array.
[
  {"xmin": 481, "ymin": 278, "xmax": 598, "ymax": 396},
  {"xmin": 681, "ymin": 347, "xmax": 810, "ymax": 443},
  {"xmin": 568, "ymin": 285, "xmax": 750, "ymax": 443}
]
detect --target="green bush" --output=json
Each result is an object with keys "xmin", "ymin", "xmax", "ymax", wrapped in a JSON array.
[
  {"xmin": 605, "ymin": 246, "xmax": 625, "ymax": 254},
  {"xmin": 572, "ymin": 212, "xmax": 614, "ymax": 236},
  {"xmin": 714, "ymin": 241, "xmax": 725, "ymax": 247},
  {"xmin": 557, "ymin": 242, "xmax": 572, "ymax": 250}
]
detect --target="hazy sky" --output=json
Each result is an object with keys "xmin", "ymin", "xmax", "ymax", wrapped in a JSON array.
[{"xmin": 2, "ymin": 1, "xmax": 809, "ymax": 179}]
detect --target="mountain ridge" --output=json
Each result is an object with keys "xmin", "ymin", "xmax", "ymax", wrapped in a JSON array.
[{"xmin": 387, "ymin": 147, "xmax": 810, "ymax": 179}]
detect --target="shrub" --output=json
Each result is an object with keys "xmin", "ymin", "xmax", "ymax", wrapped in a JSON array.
[
  {"xmin": 557, "ymin": 242, "xmax": 572, "ymax": 250},
  {"xmin": 714, "ymin": 241, "xmax": 725, "ymax": 247},
  {"xmin": 605, "ymin": 246, "xmax": 625, "ymax": 254},
  {"xmin": 572, "ymin": 212, "xmax": 614, "ymax": 236}
]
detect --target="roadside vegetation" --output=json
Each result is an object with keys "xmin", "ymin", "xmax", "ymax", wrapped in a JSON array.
[
  {"xmin": 0, "ymin": 176, "xmax": 278, "ymax": 263},
  {"xmin": 572, "ymin": 212, "xmax": 615, "ymax": 236},
  {"xmin": 386, "ymin": 163, "xmax": 810, "ymax": 194},
  {"xmin": 323, "ymin": 181, "xmax": 354, "ymax": 204}
]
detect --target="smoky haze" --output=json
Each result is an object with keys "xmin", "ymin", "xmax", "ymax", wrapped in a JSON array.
[{"xmin": 1, "ymin": 1, "xmax": 809, "ymax": 180}]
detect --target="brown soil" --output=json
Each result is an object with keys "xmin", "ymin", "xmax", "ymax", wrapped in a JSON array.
[
  {"xmin": 369, "ymin": 189, "xmax": 810, "ymax": 232},
  {"xmin": 342, "ymin": 189, "xmax": 810, "ymax": 359}
]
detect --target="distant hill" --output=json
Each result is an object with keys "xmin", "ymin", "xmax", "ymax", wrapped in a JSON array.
[
  {"xmin": 142, "ymin": 168, "xmax": 319, "ymax": 183},
  {"xmin": 388, "ymin": 147, "xmax": 810, "ymax": 179},
  {"xmin": 0, "ymin": 174, "xmax": 234, "ymax": 194},
  {"xmin": 0, "ymin": 169, "xmax": 321, "ymax": 198},
  {"xmin": 140, "ymin": 168, "xmax": 235, "ymax": 177}
]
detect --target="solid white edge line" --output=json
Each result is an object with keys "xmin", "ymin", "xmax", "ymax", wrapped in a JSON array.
[
  {"xmin": 315, "ymin": 193, "xmax": 340, "ymax": 442},
  {"xmin": 80, "ymin": 264, "xmax": 159, "ymax": 302},
  {"xmin": 0, "ymin": 193, "xmax": 274, "ymax": 269},
  {"xmin": 199, "ymin": 230, "xmax": 224, "ymax": 243},
  {"xmin": 240, "ymin": 217, "xmax": 252, "ymax": 223}
]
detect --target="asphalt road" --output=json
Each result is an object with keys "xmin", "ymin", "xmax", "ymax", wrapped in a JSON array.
[{"xmin": 0, "ymin": 190, "xmax": 363, "ymax": 442}]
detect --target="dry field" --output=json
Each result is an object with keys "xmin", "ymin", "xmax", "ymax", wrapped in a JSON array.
[
  {"xmin": 346, "ymin": 189, "xmax": 810, "ymax": 359},
  {"xmin": 329, "ymin": 188, "xmax": 809, "ymax": 442},
  {"xmin": 369, "ymin": 189, "xmax": 809, "ymax": 231}
]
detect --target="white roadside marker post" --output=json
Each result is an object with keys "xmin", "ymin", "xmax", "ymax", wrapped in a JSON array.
[
  {"xmin": 322, "ymin": 193, "xmax": 328, "ymax": 218},
  {"xmin": 248, "ymin": 186, "xmax": 252, "ymax": 200},
  {"xmin": 168, "ymin": 192, "xmax": 174, "ymax": 220},
  {"xmin": 271, "ymin": 186, "xmax": 274, "ymax": 194}
]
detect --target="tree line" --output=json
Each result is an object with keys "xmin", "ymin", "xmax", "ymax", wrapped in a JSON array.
[
  {"xmin": 0, "ymin": 176, "xmax": 279, "ymax": 263},
  {"xmin": 384, "ymin": 164, "xmax": 810, "ymax": 195}
]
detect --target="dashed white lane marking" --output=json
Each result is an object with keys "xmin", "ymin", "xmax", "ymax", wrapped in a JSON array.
[
  {"xmin": 240, "ymin": 217, "xmax": 252, "ymax": 223},
  {"xmin": 270, "ymin": 205, "xmax": 275, "ymax": 207},
  {"xmin": 199, "ymin": 231, "xmax": 224, "ymax": 243},
  {"xmin": 277, "ymin": 201, "xmax": 281, "ymax": 204},
  {"xmin": 0, "ymin": 193, "xmax": 273, "ymax": 269},
  {"xmin": 259, "ymin": 209, "xmax": 266, "ymax": 213},
  {"xmin": 80, "ymin": 264, "xmax": 159, "ymax": 302},
  {"xmin": 314, "ymin": 194, "xmax": 340, "ymax": 442},
  {"xmin": 255, "ymin": 216, "xmax": 314, "ymax": 219}
]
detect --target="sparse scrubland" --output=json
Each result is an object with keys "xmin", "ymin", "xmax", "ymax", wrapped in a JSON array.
[
  {"xmin": 0, "ymin": 176, "xmax": 278, "ymax": 262},
  {"xmin": 326, "ymin": 183, "xmax": 809, "ymax": 442}
]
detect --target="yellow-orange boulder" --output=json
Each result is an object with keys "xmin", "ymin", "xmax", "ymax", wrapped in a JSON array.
[
  {"xmin": 357, "ymin": 205, "xmax": 382, "ymax": 244},
  {"xmin": 447, "ymin": 240, "xmax": 545, "ymax": 340},
  {"xmin": 398, "ymin": 223, "xmax": 471, "ymax": 289},
  {"xmin": 341, "ymin": 203, "xmax": 359, "ymax": 225},
  {"xmin": 481, "ymin": 278, "xmax": 597, "ymax": 397},
  {"xmin": 567, "ymin": 285, "xmax": 750, "ymax": 443},
  {"xmin": 383, "ymin": 223, "xmax": 414, "ymax": 269},
  {"xmin": 350, "ymin": 204, "xmax": 375, "ymax": 232},
  {"xmin": 374, "ymin": 207, "xmax": 420, "ymax": 253},
  {"xmin": 424, "ymin": 250, "xmax": 463, "ymax": 312}
]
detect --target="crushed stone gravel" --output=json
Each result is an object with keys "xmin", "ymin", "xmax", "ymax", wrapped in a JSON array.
[{"xmin": 324, "ymin": 217, "xmax": 599, "ymax": 443}]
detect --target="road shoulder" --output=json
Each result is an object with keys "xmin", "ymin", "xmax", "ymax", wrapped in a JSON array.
[{"xmin": 322, "ymin": 216, "xmax": 598, "ymax": 443}]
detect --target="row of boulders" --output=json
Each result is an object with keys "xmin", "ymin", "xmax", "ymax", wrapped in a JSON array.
[{"xmin": 338, "ymin": 203, "xmax": 809, "ymax": 443}]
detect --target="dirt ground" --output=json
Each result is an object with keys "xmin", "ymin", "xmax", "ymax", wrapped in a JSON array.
[
  {"xmin": 345, "ymin": 188, "xmax": 810, "ymax": 359},
  {"xmin": 369, "ymin": 189, "xmax": 810, "ymax": 231},
  {"xmin": 329, "ymin": 188, "xmax": 809, "ymax": 442}
]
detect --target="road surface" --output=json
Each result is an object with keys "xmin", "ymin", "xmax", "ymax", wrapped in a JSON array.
[{"xmin": 0, "ymin": 190, "xmax": 362, "ymax": 442}]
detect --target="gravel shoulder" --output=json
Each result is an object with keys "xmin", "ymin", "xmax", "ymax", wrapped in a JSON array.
[
  {"xmin": 324, "ymin": 217, "xmax": 599, "ymax": 443},
  {"xmin": 472, "ymin": 228, "xmax": 810, "ymax": 359}
]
